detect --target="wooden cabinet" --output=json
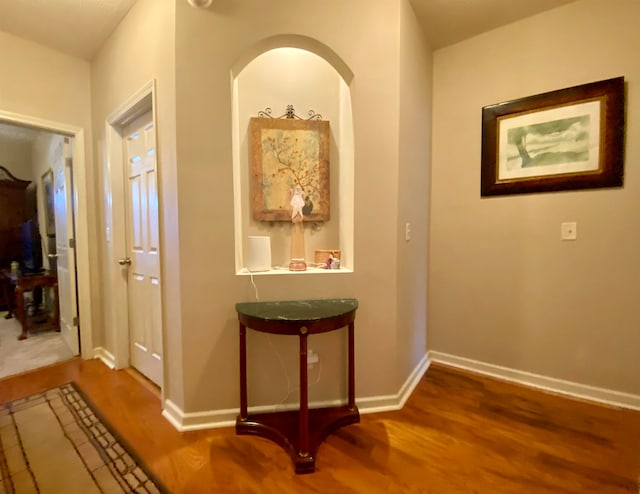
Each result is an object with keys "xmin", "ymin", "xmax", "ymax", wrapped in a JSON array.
[{"xmin": 0, "ymin": 166, "xmax": 30, "ymax": 308}]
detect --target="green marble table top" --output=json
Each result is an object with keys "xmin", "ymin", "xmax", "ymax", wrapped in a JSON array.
[{"xmin": 236, "ymin": 298, "xmax": 358, "ymax": 322}]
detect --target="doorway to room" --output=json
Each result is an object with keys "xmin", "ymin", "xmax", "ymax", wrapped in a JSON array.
[{"xmin": 0, "ymin": 117, "xmax": 85, "ymax": 379}]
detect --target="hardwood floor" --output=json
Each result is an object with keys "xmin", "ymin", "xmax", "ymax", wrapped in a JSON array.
[{"xmin": 1, "ymin": 358, "xmax": 639, "ymax": 493}]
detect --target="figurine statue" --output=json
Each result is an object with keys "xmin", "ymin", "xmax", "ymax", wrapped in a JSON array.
[
  {"xmin": 290, "ymin": 185, "xmax": 305, "ymax": 223},
  {"xmin": 289, "ymin": 185, "xmax": 307, "ymax": 271}
]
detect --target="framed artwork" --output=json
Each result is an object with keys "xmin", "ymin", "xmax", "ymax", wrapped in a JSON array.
[
  {"xmin": 481, "ymin": 77, "xmax": 625, "ymax": 196},
  {"xmin": 250, "ymin": 116, "xmax": 330, "ymax": 222},
  {"xmin": 41, "ymin": 169, "xmax": 56, "ymax": 236}
]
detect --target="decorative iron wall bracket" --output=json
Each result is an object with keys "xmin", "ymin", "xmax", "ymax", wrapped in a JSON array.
[{"xmin": 257, "ymin": 105, "xmax": 322, "ymax": 120}]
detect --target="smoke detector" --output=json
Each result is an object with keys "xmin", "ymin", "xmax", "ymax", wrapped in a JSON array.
[{"xmin": 187, "ymin": 0, "xmax": 212, "ymax": 7}]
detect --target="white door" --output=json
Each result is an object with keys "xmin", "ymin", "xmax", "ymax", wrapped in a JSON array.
[
  {"xmin": 123, "ymin": 111, "xmax": 163, "ymax": 386},
  {"xmin": 52, "ymin": 137, "xmax": 79, "ymax": 355}
]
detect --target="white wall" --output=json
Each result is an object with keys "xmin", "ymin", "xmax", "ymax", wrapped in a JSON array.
[
  {"xmin": 172, "ymin": 0, "xmax": 431, "ymax": 416},
  {"xmin": 430, "ymin": 0, "xmax": 640, "ymax": 395},
  {"xmin": 0, "ymin": 28, "xmax": 96, "ymax": 350},
  {"xmin": 90, "ymin": 0, "xmax": 180, "ymax": 402}
]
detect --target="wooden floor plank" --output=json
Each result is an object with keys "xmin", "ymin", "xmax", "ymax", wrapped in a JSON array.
[{"xmin": 1, "ymin": 359, "xmax": 638, "ymax": 493}]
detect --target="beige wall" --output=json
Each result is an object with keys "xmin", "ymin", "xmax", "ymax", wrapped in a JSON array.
[
  {"xmin": 396, "ymin": 0, "xmax": 432, "ymax": 379},
  {"xmin": 0, "ymin": 138, "xmax": 33, "ymax": 181},
  {"xmin": 174, "ymin": 0, "xmax": 430, "ymax": 413},
  {"xmin": 0, "ymin": 0, "xmax": 430, "ymax": 418},
  {"xmin": 90, "ymin": 0, "xmax": 181, "ymax": 402},
  {"xmin": 430, "ymin": 0, "xmax": 640, "ymax": 394},
  {"xmin": 0, "ymin": 31, "xmax": 91, "ymax": 127},
  {"xmin": 0, "ymin": 29, "xmax": 97, "ymax": 345}
]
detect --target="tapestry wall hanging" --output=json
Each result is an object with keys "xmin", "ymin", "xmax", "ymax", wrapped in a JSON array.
[{"xmin": 250, "ymin": 108, "xmax": 330, "ymax": 222}]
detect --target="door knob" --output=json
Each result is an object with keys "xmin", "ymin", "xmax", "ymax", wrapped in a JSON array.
[
  {"xmin": 47, "ymin": 253, "xmax": 59, "ymax": 259},
  {"xmin": 118, "ymin": 257, "xmax": 132, "ymax": 266}
]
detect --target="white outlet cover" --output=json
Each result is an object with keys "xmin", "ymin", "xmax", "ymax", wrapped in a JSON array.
[
  {"xmin": 561, "ymin": 222, "xmax": 577, "ymax": 240},
  {"xmin": 307, "ymin": 351, "xmax": 319, "ymax": 365}
]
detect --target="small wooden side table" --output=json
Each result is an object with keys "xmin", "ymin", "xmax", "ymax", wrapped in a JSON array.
[
  {"xmin": 15, "ymin": 272, "xmax": 59, "ymax": 340},
  {"xmin": 235, "ymin": 298, "xmax": 359, "ymax": 474}
]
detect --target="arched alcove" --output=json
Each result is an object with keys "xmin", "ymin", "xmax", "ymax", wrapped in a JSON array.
[{"xmin": 232, "ymin": 40, "xmax": 354, "ymax": 274}]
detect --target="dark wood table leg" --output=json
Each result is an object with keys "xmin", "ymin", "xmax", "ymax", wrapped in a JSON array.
[
  {"xmin": 6, "ymin": 294, "xmax": 13, "ymax": 318},
  {"xmin": 298, "ymin": 330, "xmax": 309, "ymax": 462},
  {"xmin": 348, "ymin": 321, "xmax": 355, "ymax": 410},
  {"xmin": 239, "ymin": 322, "xmax": 247, "ymax": 420},
  {"xmin": 1, "ymin": 274, "xmax": 14, "ymax": 319},
  {"xmin": 15, "ymin": 284, "xmax": 28, "ymax": 340}
]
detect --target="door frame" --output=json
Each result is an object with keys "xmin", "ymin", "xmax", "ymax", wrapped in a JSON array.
[
  {"xmin": 105, "ymin": 80, "xmax": 164, "ymax": 387},
  {"xmin": 0, "ymin": 109, "xmax": 93, "ymax": 358}
]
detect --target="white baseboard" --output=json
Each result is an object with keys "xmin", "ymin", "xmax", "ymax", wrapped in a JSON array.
[
  {"xmin": 162, "ymin": 399, "xmax": 348, "ymax": 432},
  {"xmin": 429, "ymin": 350, "xmax": 640, "ymax": 411},
  {"xmin": 162, "ymin": 399, "xmax": 237, "ymax": 431},
  {"xmin": 358, "ymin": 353, "xmax": 431, "ymax": 414},
  {"xmin": 93, "ymin": 347, "xmax": 116, "ymax": 369},
  {"xmin": 161, "ymin": 353, "xmax": 431, "ymax": 432}
]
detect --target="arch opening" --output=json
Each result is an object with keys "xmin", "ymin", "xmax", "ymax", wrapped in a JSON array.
[{"xmin": 232, "ymin": 40, "xmax": 354, "ymax": 274}]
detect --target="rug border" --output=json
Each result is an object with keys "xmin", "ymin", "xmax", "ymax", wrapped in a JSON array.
[
  {"xmin": 0, "ymin": 381, "xmax": 171, "ymax": 494},
  {"xmin": 69, "ymin": 381, "xmax": 172, "ymax": 494}
]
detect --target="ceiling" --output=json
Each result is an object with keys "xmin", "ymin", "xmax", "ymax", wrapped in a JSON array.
[
  {"xmin": 0, "ymin": 0, "xmax": 576, "ymax": 143},
  {"xmin": 0, "ymin": 0, "xmax": 137, "ymax": 61},
  {"xmin": 410, "ymin": 0, "xmax": 577, "ymax": 49},
  {"xmin": 0, "ymin": 0, "xmax": 578, "ymax": 61}
]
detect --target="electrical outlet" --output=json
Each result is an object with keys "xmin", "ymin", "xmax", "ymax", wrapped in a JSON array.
[
  {"xmin": 561, "ymin": 222, "xmax": 577, "ymax": 241},
  {"xmin": 307, "ymin": 350, "xmax": 319, "ymax": 366},
  {"xmin": 405, "ymin": 222, "xmax": 411, "ymax": 241}
]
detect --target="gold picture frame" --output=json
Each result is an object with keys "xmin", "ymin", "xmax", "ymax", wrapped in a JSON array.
[
  {"xmin": 41, "ymin": 169, "xmax": 56, "ymax": 237},
  {"xmin": 250, "ymin": 117, "xmax": 330, "ymax": 222}
]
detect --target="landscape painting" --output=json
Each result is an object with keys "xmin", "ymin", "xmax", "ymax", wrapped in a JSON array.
[
  {"xmin": 497, "ymin": 100, "xmax": 601, "ymax": 181},
  {"xmin": 481, "ymin": 77, "xmax": 625, "ymax": 196}
]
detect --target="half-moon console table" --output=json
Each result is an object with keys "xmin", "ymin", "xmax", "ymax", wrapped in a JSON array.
[{"xmin": 235, "ymin": 298, "xmax": 359, "ymax": 474}]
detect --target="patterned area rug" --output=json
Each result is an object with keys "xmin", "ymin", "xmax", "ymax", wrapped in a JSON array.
[{"xmin": 0, "ymin": 383, "xmax": 168, "ymax": 493}]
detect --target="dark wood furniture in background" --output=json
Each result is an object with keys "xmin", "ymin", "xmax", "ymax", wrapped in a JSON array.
[
  {"xmin": 235, "ymin": 298, "xmax": 359, "ymax": 474},
  {"xmin": 14, "ymin": 272, "xmax": 59, "ymax": 340},
  {"xmin": 0, "ymin": 269, "xmax": 18, "ymax": 319},
  {"xmin": 0, "ymin": 166, "xmax": 30, "ymax": 310}
]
